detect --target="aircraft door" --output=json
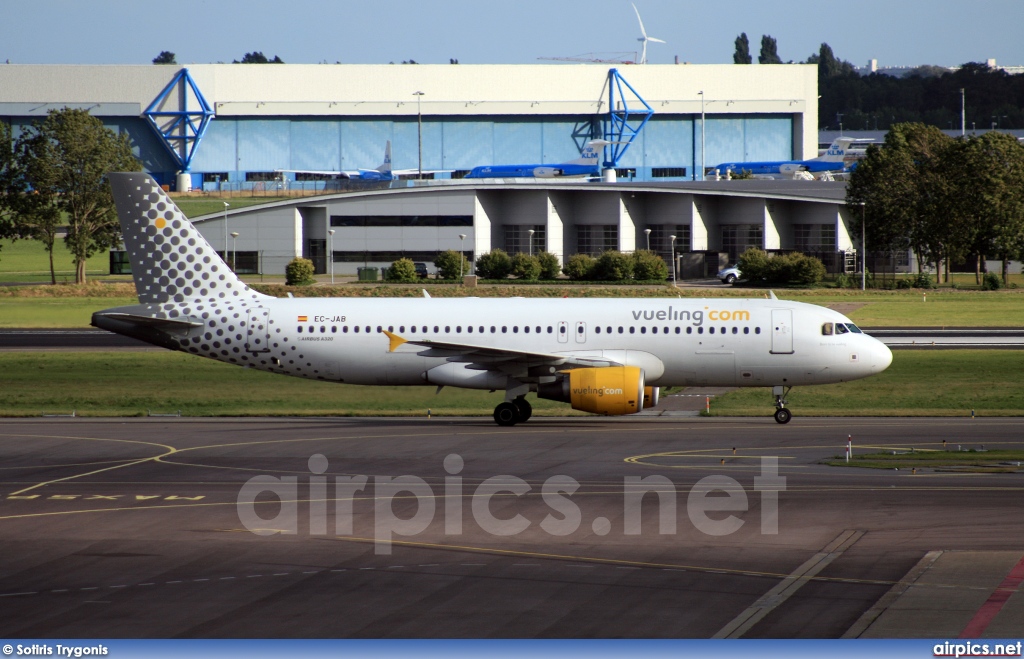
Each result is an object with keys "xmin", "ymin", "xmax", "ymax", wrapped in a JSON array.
[
  {"xmin": 575, "ymin": 321, "xmax": 587, "ymax": 344},
  {"xmin": 245, "ymin": 307, "xmax": 271, "ymax": 353},
  {"xmin": 770, "ymin": 309, "xmax": 794, "ymax": 354},
  {"xmin": 557, "ymin": 321, "xmax": 568, "ymax": 344}
]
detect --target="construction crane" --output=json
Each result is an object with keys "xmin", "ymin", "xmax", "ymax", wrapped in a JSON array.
[{"xmin": 538, "ymin": 52, "xmax": 636, "ymax": 64}]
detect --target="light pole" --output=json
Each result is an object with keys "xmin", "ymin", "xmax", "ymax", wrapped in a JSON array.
[
  {"xmin": 413, "ymin": 91, "xmax": 425, "ymax": 180},
  {"xmin": 328, "ymin": 229, "xmax": 335, "ymax": 284},
  {"xmin": 222, "ymin": 202, "xmax": 229, "ymax": 263},
  {"xmin": 230, "ymin": 231, "xmax": 239, "ymax": 272},
  {"xmin": 859, "ymin": 201, "xmax": 866, "ymax": 291},
  {"xmin": 644, "ymin": 228, "xmax": 651, "ymax": 251},
  {"xmin": 527, "ymin": 229, "xmax": 535, "ymax": 257},
  {"xmin": 698, "ymin": 91, "xmax": 705, "ymax": 181},
  {"xmin": 458, "ymin": 233, "xmax": 467, "ymax": 278},
  {"xmin": 670, "ymin": 234, "xmax": 677, "ymax": 286},
  {"xmin": 960, "ymin": 88, "xmax": 966, "ymax": 137}
]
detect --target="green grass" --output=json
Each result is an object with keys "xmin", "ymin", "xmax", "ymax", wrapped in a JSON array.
[
  {"xmin": 0, "ymin": 239, "xmax": 118, "ymax": 284},
  {"xmin": 3, "ymin": 282, "xmax": 1024, "ymax": 328},
  {"xmin": 824, "ymin": 450, "xmax": 1024, "ymax": 472},
  {"xmin": 709, "ymin": 350, "xmax": 1024, "ymax": 417},
  {"xmin": 172, "ymin": 197, "xmax": 292, "ymax": 218},
  {"xmin": 0, "ymin": 349, "xmax": 1022, "ymax": 418},
  {"xmin": 0, "ymin": 351, "xmax": 581, "ymax": 417}
]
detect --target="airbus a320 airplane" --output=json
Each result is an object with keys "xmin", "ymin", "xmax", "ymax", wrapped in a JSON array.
[{"xmin": 95, "ymin": 173, "xmax": 892, "ymax": 426}]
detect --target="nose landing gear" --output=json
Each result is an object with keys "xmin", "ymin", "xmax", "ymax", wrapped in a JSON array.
[{"xmin": 773, "ymin": 385, "xmax": 792, "ymax": 424}]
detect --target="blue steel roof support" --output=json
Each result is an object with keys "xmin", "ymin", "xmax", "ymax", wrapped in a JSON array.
[
  {"xmin": 603, "ymin": 68, "xmax": 654, "ymax": 169},
  {"xmin": 143, "ymin": 68, "xmax": 215, "ymax": 172}
]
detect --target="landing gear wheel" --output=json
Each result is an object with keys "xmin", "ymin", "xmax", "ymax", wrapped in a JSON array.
[
  {"xmin": 494, "ymin": 402, "xmax": 520, "ymax": 426},
  {"xmin": 774, "ymin": 408, "xmax": 792, "ymax": 424},
  {"xmin": 513, "ymin": 397, "xmax": 532, "ymax": 422}
]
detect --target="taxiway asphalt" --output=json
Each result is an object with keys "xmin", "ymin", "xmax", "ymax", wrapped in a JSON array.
[{"xmin": 0, "ymin": 416, "xmax": 1022, "ymax": 638}]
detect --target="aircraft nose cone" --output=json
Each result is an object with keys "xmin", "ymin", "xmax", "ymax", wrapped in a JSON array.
[{"xmin": 873, "ymin": 340, "xmax": 893, "ymax": 372}]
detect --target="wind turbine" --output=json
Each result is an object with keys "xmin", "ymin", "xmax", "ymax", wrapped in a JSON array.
[{"xmin": 632, "ymin": 3, "xmax": 665, "ymax": 64}]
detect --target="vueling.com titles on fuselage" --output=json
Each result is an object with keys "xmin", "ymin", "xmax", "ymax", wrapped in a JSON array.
[{"xmin": 630, "ymin": 307, "xmax": 751, "ymax": 326}]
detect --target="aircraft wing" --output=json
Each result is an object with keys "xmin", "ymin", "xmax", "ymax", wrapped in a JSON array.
[
  {"xmin": 390, "ymin": 168, "xmax": 455, "ymax": 176},
  {"xmin": 383, "ymin": 330, "xmax": 620, "ymax": 369}
]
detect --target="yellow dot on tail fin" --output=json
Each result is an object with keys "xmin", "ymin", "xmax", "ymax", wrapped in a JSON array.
[{"xmin": 155, "ymin": 218, "xmax": 166, "ymax": 229}]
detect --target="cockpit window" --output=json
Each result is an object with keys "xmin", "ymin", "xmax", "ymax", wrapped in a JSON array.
[
  {"xmin": 822, "ymin": 322, "xmax": 833, "ymax": 336},
  {"xmin": 846, "ymin": 323, "xmax": 863, "ymax": 333},
  {"xmin": 835, "ymin": 323, "xmax": 849, "ymax": 334}
]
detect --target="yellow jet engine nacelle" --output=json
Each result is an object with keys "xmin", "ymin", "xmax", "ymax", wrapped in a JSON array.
[
  {"xmin": 539, "ymin": 366, "xmax": 645, "ymax": 416},
  {"xmin": 643, "ymin": 386, "xmax": 660, "ymax": 409}
]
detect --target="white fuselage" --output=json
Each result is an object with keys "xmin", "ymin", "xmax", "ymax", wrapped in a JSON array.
[{"xmin": 212, "ymin": 297, "xmax": 891, "ymax": 389}]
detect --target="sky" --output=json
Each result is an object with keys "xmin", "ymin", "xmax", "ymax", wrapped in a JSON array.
[{"xmin": 1, "ymin": 0, "xmax": 1020, "ymax": 69}]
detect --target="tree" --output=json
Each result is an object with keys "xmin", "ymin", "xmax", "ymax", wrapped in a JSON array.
[
  {"xmin": 758, "ymin": 35, "xmax": 781, "ymax": 64},
  {"xmin": 733, "ymin": 33, "xmax": 751, "ymax": 64},
  {"xmin": 0, "ymin": 120, "xmax": 15, "ymax": 242},
  {"xmin": 510, "ymin": 252, "xmax": 541, "ymax": 280},
  {"xmin": 152, "ymin": 51, "xmax": 176, "ymax": 65},
  {"xmin": 385, "ymin": 258, "xmax": 419, "ymax": 283},
  {"xmin": 16, "ymin": 108, "xmax": 140, "ymax": 284},
  {"xmin": 953, "ymin": 132, "xmax": 1024, "ymax": 284},
  {"xmin": 434, "ymin": 249, "xmax": 468, "ymax": 280},
  {"xmin": 474, "ymin": 249, "xmax": 513, "ymax": 279},
  {"xmin": 235, "ymin": 52, "xmax": 284, "ymax": 64}
]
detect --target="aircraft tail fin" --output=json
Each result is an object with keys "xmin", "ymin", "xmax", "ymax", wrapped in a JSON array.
[
  {"xmin": 376, "ymin": 140, "xmax": 393, "ymax": 174},
  {"xmin": 565, "ymin": 140, "xmax": 610, "ymax": 166},
  {"xmin": 108, "ymin": 172, "xmax": 269, "ymax": 306},
  {"xmin": 818, "ymin": 138, "xmax": 855, "ymax": 162}
]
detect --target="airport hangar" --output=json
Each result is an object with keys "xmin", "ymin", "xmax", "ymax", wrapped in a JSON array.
[{"xmin": 0, "ymin": 63, "xmax": 852, "ymax": 276}]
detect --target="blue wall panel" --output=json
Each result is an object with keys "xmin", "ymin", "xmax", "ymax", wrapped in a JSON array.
[
  {"xmin": 542, "ymin": 121, "xmax": 580, "ymax": 163},
  {"xmin": 743, "ymin": 115, "xmax": 792, "ymax": 161},
  {"xmin": 391, "ymin": 120, "xmax": 418, "ymax": 172},
  {"xmin": 341, "ymin": 120, "xmax": 392, "ymax": 171},
  {"xmin": 290, "ymin": 120, "xmax": 341, "ymax": 171},
  {"xmin": 442, "ymin": 121, "xmax": 492, "ymax": 169},
  {"xmin": 493, "ymin": 121, "xmax": 541, "ymax": 165},
  {"xmin": 102, "ymin": 117, "xmax": 178, "ymax": 174},
  {"xmin": 642, "ymin": 116, "xmax": 693, "ymax": 170},
  {"xmin": 237, "ymin": 119, "xmax": 289, "ymax": 172},
  {"xmin": 189, "ymin": 118, "xmax": 237, "ymax": 172},
  {"xmin": 704, "ymin": 117, "xmax": 745, "ymax": 168}
]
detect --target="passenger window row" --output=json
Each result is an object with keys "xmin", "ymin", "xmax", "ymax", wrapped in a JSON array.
[{"xmin": 296, "ymin": 324, "xmax": 762, "ymax": 336}]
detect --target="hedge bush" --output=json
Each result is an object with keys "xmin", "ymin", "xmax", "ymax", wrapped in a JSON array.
[
  {"xmin": 474, "ymin": 249, "xmax": 513, "ymax": 279},
  {"xmin": 632, "ymin": 250, "xmax": 669, "ymax": 280},
  {"xmin": 594, "ymin": 250, "xmax": 635, "ymax": 281},
  {"xmin": 737, "ymin": 248, "xmax": 826, "ymax": 285},
  {"xmin": 285, "ymin": 257, "xmax": 316, "ymax": 286},
  {"xmin": 434, "ymin": 249, "xmax": 468, "ymax": 280},
  {"xmin": 536, "ymin": 251, "xmax": 561, "ymax": 280},
  {"xmin": 562, "ymin": 253, "xmax": 597, "ymax": 280},
  {"xmin": 510, "ymin": 253, "xmax": 542, "ymax": 280},
  {"xmin": 385, "ymin": 258, "xmax": 419, "ymax": 283}
]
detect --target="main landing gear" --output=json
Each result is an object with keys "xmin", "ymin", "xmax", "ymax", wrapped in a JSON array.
[
  {"xmin": 773, "ymin": 385, "xmax": 793, "ymax": 424},
  {"xmin": 493, "ymin": 396, "xmax": 532, "ymax": 426}
]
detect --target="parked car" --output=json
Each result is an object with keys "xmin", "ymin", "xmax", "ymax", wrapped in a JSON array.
[
  {"xmin": 413, "ymin": 262, "xmax": 429, "ymax": 279},
  {"xmin": 717, "ymin": 266, "xmax": 741, "ymax": 284}
]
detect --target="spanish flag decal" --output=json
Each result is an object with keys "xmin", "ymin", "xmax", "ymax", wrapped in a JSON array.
[{"xmin": 297, "ymin": 315, "xmax": 308, "ymax": 322}]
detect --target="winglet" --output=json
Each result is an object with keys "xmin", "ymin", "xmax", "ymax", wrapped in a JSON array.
[{"xmin": 383, "ymin": 329, "xmax": 408, "ymax": 352}]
